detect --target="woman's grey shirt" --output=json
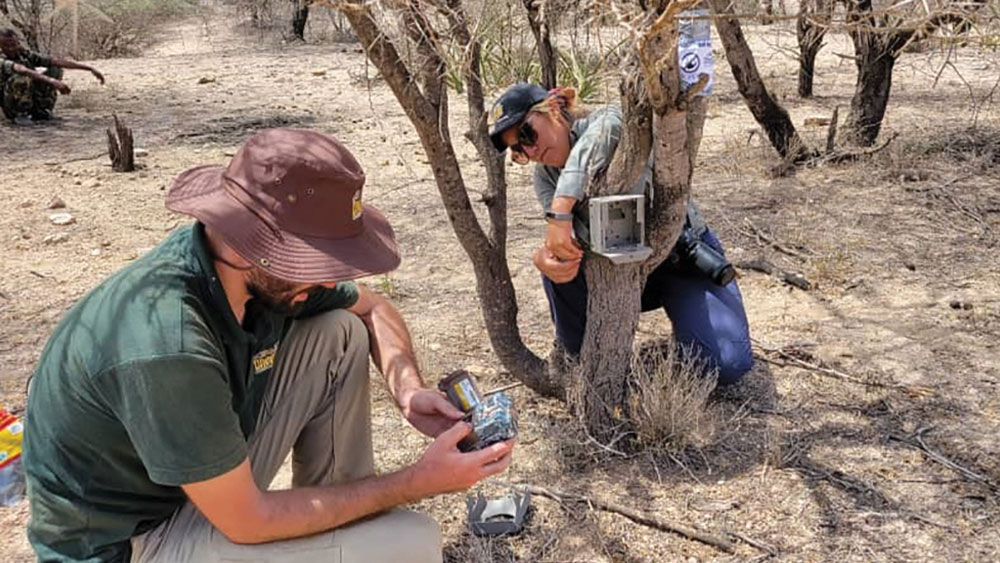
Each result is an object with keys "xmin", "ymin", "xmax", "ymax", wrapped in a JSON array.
[{"xmin": 532, "ymin": 105, "xmax": 704, "ymax": 246}]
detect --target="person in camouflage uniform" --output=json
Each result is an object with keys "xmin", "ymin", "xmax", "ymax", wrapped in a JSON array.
[{"xmin": 0, "ymin": 28, "xmax": 105, "ymax": 122}]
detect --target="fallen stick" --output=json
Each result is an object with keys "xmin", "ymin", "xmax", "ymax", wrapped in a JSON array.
[
  {"xmin": 889, "ymin": 429, "xmax": 998, "ymax": 492},
  {"xmin": 521, "ymin": 484, "xmax": 738, "ymax": 553},
  {"xmin": 751, "ymin": 339, "xmax": 933, "ymax": 396},
  {"xmin": 743, "ymin": 218, "xmax": 810, "ymax": 259}
]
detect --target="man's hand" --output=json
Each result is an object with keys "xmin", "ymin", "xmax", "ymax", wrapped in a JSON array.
[
  {"xmin": 400, "ymin": 387, "xmax": 465, "ymax": 438},
  {"xmin": 544, "ymin": 219, "xmax": 583, "ymax": 261},
  {"xmin": 409, "ymin": 422, "xmax": 515, "ymax": 497},
  {"xmin": 52, "ymin": 79, "xmax": 70, "ymax": 95},
  {"xmin": 91, "ymin": 68, "xmax": 105, "ymax": 85},
  {"xmin": 534, "ymin": 245, "xmax": 580, "ymax": 283}
]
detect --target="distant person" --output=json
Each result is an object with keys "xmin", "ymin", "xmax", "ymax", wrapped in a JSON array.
[
  {"xmin": 489, "ymin": 83, "xmax": 752, "ymax": 385},
  {"xmin": 0, "ymin": 28, "xmax": 105, "ymax": 122},
  {"xmin": 24, "ymin": 128, "xmax": 515, "ymax": 562}
]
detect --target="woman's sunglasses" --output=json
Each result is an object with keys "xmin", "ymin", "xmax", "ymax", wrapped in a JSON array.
[{"xmin": 509, "ymin": 121, "xmax": 538, "ymax": 164}]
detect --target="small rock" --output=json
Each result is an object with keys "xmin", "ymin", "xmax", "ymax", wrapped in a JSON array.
[
  {"xmin": 133, "ymin": 148, "xmax": 149, "ymax": 158},
  {"xmin": 312, "ymin": 70, "xmax": 327, "ymax": 77},
  {"xmin": 904, "ymin": 261, "xmax": 916, "ymax": 271},
  {"xmin": 49, "ymin": 212, "xmax": 75, "ymax": 226},
  {"xmin": 949, "ymin": 300, "xmax": 973, "ymax": 310},
  {"xmin": 47, "ymin": 196, "xmax": 66, "ymax": 209},
  {"xmin": 86, "ymin": 180, "xmax": 101, "ymax": 189},
  {"xmin": 429, "ymin": 342, "xmax": 441, "ymax": 352},
  {"xmin": 90, "ymin": 248, "xmax": 101, "ymax": 256},
  {"xmin": 19, "ymin": 199, "xmax": 34, "ymax": 208},
  {"xmin": 197, "ymin": 76, "xmax": 216, "ymax": 85},
  {"xmin": 43, "ymin": 232, "xmax": 70, "ymax": 244}
]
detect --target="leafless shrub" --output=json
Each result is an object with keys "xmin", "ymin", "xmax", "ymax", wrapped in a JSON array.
[
  {"xmin": 43, "ymin": 0, "xmax": 194, "ymax": 58},
  {"xmin": 628, "ymin": 340, "xmax": 720, "ymax": 454}
]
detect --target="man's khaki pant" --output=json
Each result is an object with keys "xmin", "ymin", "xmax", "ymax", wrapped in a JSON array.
[{"xmin": 130, "ymin": 310, "xmax": 442, "ymax": 563}]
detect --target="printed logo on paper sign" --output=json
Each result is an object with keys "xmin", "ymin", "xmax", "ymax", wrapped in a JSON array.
[{"xmin": 681, "ymin": 52, "xmax": 701, "ymax": 74}]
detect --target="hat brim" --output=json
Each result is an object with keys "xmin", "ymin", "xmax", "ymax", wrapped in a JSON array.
[
  {"xmin": 166, "ymin": 165, "xmax": 401, "ymax": 284},
  {"xmin": 489, "ymin": 110, "xmax": 529, "ymax": 152}
]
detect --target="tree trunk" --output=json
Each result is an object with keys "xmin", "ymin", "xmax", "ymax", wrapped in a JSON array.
[
  {"xmin": 291, "ymin": 0, "xmax": 310, "ymax": 41},
  {"xmin": 521, "ymin": 0, "xmax": 557, "ymax": 89},
  {"xmin": 572, "ymin": 5, "xmax": 703, "ymax": 443},
  {"xmin": 340, "ymin": 1, "xmax": 561, "ymax": 398},
  {"xmin": 796, "ymin": 0, "xmax": 829, "ymax": 98},
  {"xmin": 709, "ymin": 0, "xmax": 814, "ymax": 161},
  {"xmin": 839, "ymin": 0, "xmax": 911, "ymax": 147},
  {"xmin": 841, "ymin": 40, "xmax": 895, "ymax": 146}
]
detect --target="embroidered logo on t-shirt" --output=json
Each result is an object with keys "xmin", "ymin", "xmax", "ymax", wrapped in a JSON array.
[{"xmin": 252, "ymin": 343, "xmax": 278, "ymax": 374}]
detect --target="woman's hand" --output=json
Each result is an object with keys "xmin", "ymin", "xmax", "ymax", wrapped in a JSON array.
[
  {"xmin": 545, "ymin": 220, "xmax": 583, "ymax": 261},
  {"xmin": 534, "ymin": 245, "xmax": 580, "ymax": 283}
]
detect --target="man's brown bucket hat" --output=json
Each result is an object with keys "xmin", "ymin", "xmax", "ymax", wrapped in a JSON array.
[{"xmin": 166, "ymin": 128, "xmax": 400, "ymax": 283}]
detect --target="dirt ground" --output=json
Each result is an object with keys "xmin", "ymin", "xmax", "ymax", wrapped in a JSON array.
[{"xmin": 2, "ymin": 5, "xmax": 999, "ymax": 562}]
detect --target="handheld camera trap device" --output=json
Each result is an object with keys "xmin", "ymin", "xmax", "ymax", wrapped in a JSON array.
[
  {"xmin": 438, "ymin": 371, "xmax": 518, "ymax": 453},
  {"xmin": 588, "ymin": 194, "xmax": 653, "ymax": 264}
]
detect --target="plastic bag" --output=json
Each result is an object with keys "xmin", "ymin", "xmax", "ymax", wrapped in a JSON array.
[{"xmin": 0, "ymin": 408, "xmax": 25, "ymax": 506}]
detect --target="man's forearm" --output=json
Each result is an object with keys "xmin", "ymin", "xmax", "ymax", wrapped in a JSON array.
[
  {"xmin": 12, "ymin": 63, "xmax": 52, "ymax": 84},
  {"xmin": 362, "ymin": 297, "xmax": 425, "ymax": 406},
  {"xmin": 50, "ymin": 57, "xmax": 88, "ymax": 71},
  {"xmin": 237, "ymin": 467, "xmax": 421, "ymax": 544}
]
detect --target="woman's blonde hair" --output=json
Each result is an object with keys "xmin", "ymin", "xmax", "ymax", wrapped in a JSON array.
[{"xmin": 526, "ymin": 86, "xmax": 589, "ymax": 124}]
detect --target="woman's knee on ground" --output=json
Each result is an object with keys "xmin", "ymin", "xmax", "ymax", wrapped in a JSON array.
[{"xmin": 713, "ymin": 339, "xmax": 753, "ymax": 386}]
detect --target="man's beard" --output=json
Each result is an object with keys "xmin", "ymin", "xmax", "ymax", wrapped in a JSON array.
[{"xmin": 246, "ymin": 268, "xmax": 309, "ymax": 317}]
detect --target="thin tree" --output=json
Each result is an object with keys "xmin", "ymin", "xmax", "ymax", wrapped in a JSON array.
[
  {"xmin": 796, "ymin": 0, "xmax": 832, "ymax": 98},
  {"xmin": 291, "ymin": 0, "xmax": 309, "ymax": 40},
  {"xmin": 330, "ymin": 0, "xmax": 708, "ymax": 441},
  {"xmin": 520, "ymin": 0, "xmax": 557, "ymax": 89},
  {"xmin": 708, "ymin": 0, "xmax": 815, "ymax": 162},
  {"xmin": 840, "ymin": 0, "xmax": 987, "ymax": 145}
]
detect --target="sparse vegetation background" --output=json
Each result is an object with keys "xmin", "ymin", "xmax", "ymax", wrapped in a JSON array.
[{"xmin": 1, "ymin": 0, "xmax": 999, "ymax": 561}]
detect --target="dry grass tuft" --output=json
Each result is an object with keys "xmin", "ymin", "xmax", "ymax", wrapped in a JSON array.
[{"xmin": 628, "ymin": 340, "xmax": 720, "ymax": 455}]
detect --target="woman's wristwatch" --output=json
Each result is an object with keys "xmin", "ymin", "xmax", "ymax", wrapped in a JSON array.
[{"xmin": 545, "ymin": 211, "xmax": 574, "ymax": 222}]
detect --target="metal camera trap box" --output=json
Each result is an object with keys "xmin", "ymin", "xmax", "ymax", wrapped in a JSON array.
[{"xmin": 588, "ymin": 194, "xmax": 653, "ymax": 264}]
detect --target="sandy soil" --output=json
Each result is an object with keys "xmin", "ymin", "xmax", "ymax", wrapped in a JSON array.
[{"xmin": 1, "ymin": 5, "xmax": 999, "ymax": 562}]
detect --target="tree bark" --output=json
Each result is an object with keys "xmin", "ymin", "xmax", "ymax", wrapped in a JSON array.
[
  {"xmin": 340, "ymin": 1, "xmax": 560, "ymax": 398},
  {"xmin": 839, "ymin": 0, "xmax": 912, "ymax": 147},
  {"xmin": 709, "ymin": 0, "xmax": 814, "ymax": 162},
  {"xmin": 842, "ymin": 40, "xmax": 896, "ymax": 146},
  {"xmin": 521, "ymin": 0, "xmax": 557, "ymax": 89},
  {"xmin": 796, "ymin": 0, "xmax": 829, "ymax": 98},
  {"xmin": 572, "ymin": 3, "xmax": 704, "ymax": 443},
  {"xmin": 291, "ymin": 0, "xmax": 310, "ymax": 41}
]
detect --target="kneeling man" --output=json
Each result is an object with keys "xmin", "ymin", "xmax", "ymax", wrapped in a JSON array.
[{"xmin": 24, "ymin": 128, "xmax": 515, "ymax": 563}]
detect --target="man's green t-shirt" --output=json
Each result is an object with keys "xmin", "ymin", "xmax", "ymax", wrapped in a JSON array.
[{"xmin": 23, "ymin": 223, "xmax": 359, "ymax": 562}]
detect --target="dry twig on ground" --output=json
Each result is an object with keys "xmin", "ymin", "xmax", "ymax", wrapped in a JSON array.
[{"xmin": 521, "ymin": 484, "xmax": 744, "ymax": 553}]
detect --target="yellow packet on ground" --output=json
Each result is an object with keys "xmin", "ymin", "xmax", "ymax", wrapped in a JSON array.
[{"xmin": 0, "ymin": 409, "xmax": 23, "ymax": 468}]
